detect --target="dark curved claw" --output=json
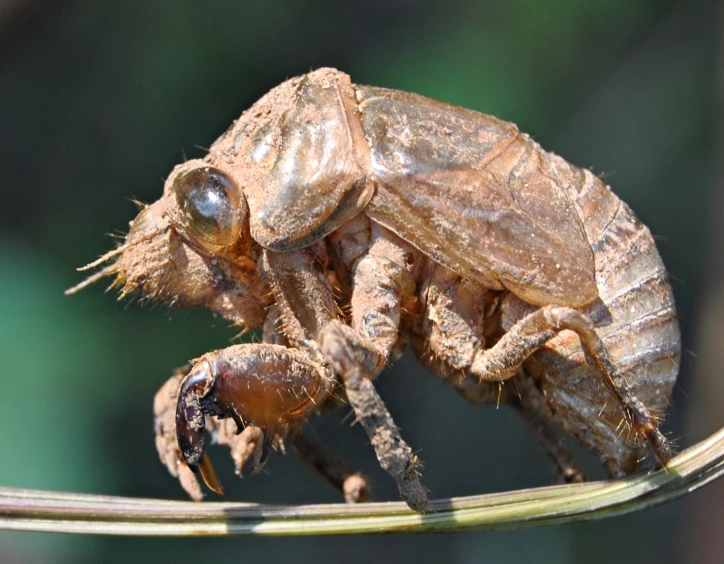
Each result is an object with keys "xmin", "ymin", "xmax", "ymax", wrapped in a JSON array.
[
  {"xmin": 175, "ymin": 361, "xmax": 225, "ymax": 495},
  {"xmin": 174, "ymin": 344, "xmax": 333, "ymax": 497}
]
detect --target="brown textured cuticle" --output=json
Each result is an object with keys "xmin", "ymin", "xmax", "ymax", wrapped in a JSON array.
[{"xmin": 72, "ymin": 68, "xmax": 678, "ymax": 509}]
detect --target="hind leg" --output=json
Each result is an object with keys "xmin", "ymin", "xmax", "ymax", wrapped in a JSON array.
[
  {"xmin": 467, "ymin": 305, "xmax": 671, "ymax": 465},
  {"xmin": 417, "ymin": 265, "xmax": 670, "ymax": 469}
]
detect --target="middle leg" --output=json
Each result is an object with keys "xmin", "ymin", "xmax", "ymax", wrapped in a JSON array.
[{"xmin": 261, "ymin": 223, "xmax": 428, "ymax": 510}]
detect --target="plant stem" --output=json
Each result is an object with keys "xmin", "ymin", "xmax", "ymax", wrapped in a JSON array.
[{"xmin": 2, "ymin": 427, "xmax": 724, "ymax": 536}]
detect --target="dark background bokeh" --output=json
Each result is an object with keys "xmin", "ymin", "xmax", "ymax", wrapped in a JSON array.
[{"xmin": 0, "ymin": 0, "xmax": 720, "ymax": 562}]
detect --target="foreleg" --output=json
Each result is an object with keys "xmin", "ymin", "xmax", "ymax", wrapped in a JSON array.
[
  {"xmin": 171, "ymin": 343, "xmax": 334, "ymax": 496},
  {"xmin": 154, "ymin": 365, "xmax": 266, "ymax": 499}
]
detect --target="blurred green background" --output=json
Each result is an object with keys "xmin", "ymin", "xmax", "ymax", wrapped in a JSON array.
[{"xmin": 0, "ymin": 0, "xmax": 720, "ymax": 562}]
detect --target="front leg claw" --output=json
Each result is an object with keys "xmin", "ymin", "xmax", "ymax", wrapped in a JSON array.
[
  {"xmin": 175, "ymin": 360, "xmax": 226, "ymax": 495},
  {"xmin": 154, "ymin": 367, "xmax": 207, "ymax": 501},
  {"xmin": 173, "ymin": 343, "xmax": 333, "ymax": 497}
]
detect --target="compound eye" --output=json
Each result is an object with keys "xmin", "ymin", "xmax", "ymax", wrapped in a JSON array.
[{"xmin": 173, "ymin": 167, "xmax": 245, "ymax": 249}]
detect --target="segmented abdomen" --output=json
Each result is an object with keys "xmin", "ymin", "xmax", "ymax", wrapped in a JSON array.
[{"xmin": 524, "ymin": 154, "xmax": 681, "ymax": 473}]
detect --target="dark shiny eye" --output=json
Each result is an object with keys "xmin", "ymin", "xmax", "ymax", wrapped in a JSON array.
[{"xmin": 173, "ymin": 167, "xmax": 244, "ymax": 249}]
